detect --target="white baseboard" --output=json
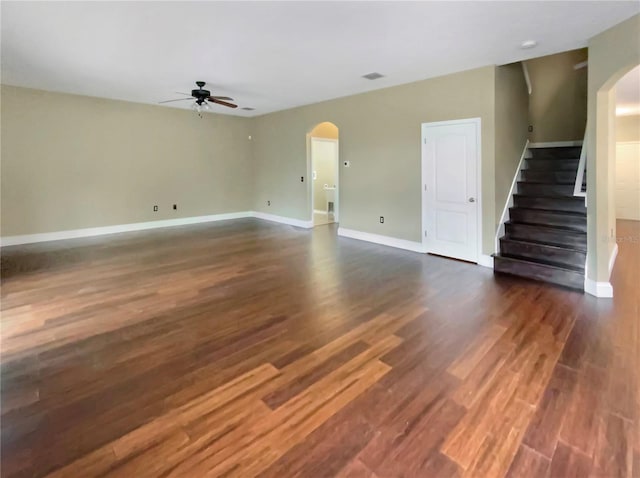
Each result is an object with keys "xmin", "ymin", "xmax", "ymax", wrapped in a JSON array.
[
  {"xmin": 529, "ymin": 141, "xmax": 583, "ymax": 148},
  {"xmin": 0, "ymin": 211, "xmax": 254, "ymax": 247},
  {"xmin": 0, "ymin": 210, "xmax": 327, "ymax": 247},
  {"xmin": 477, "ymin": 254, "xmax": 495, "ymax": 268},
  {"xmin": 337, "ymin": 227, "xmax": 425, "ymax": 253},
  {"xmin": 584, "ymin": 278, "xmax": 613, "ymax": 298},
  {"xmin": 608, "ymin": 243, "xmax": 619, "ymax": 277},
  {"xmin": 252, "ymin": 212, "xmax": 313, "ymax": 229},
  {"xmin": 584, "ymin": 243, "xmax": 618, "ymax": 298}
]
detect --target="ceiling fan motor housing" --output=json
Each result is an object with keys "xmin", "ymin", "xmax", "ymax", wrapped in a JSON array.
[{"xmin": 191, "ymin": 88, "xmax": 210, "ymax": 103}]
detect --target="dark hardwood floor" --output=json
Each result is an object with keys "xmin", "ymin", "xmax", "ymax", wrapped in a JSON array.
[{"xmin": 1, "ymin": 218, "xmax": 638, "ymax": 477}]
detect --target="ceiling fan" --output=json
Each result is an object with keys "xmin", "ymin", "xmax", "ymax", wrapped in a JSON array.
[{"xmin": 159, "ymin": 81, "xmax": 238, "ymax": 116}]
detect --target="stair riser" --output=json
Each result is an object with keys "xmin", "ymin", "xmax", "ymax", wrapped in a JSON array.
[
  {"xmin": 509, "ymin": 209, "xmax": 587, "ymax": 232},
  {"xmin": 529, "ymin": 147, "xmax": 582, "ymax": 159},
  {"xmin": 500, "ymin": 240, "xmax": 586, "ymax": 269},
  {"xmin": 518, "ymin": 183, "xmax": 575, "ymax": 197},
  {"xmin": 521, "ymin": 170, "xmax": 577, "ymax": 183},
  {"xmin": 494, "ymin": 257, "xmax": 584, "ymax": 290},
  {"xmin": 506, "ymin": 223, "xmax": 586, "ymax": 249},
  {"xmin": 513, "ymin": 196, "xmax": 586, "ymax": 213},
  {"xmin": 526, "ymin": 159, "xmax": 580, "ymax": 171}
]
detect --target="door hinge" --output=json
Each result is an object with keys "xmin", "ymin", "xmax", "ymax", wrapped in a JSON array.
[
  {"xmin": 424, "ymin": 184, "xmax": 427, "ymax": 191},
  {"xmin": 424, "ymin": 230, "xmax": 427, "ymax": 237}
]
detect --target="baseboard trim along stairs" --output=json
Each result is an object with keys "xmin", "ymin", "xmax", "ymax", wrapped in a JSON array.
[{"xmin": 493, "ymin": 145, "xmax": 587, "ymax": 291}]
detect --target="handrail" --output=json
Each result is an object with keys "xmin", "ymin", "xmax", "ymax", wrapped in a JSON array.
[
  {"xmin": 495, "ymin": 140, "xmax": 529, "ymax": 253},
  {"xmin": 574, "ymin": 123, "xmax": 587, "ymax": 199},
  {"xmin": 522, "ymin": 62, "xmax": 532, "ymax": 95}
]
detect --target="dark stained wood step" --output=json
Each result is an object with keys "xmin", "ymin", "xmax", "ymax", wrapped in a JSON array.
[
  {"xmin": 493, "ymin": 254, "xmax": 584, "ymax": 290},
  {"xmin": 521, "ymin": 170, "xmax": 578, "ymax": 184},
  {"xmin": 525, "ymin": 158, "xmax": 580, "ymax": 171},
  {"xmin": 529, "ymin": 146, "xmax": 581, "ymax": 159},
  {"xmin": 499, "ymin": 238, "xmax": 586, "ymax": 270},
  {"xmin": 505, "ymin": 222, "xmax": 587, "ymax": 250},
  {"xmin": 517, "ymin": 182, "xmax": 575, "ymax": 197},
  {"xmin": 513, "ymin": 195, "xmax": 587, "ymax": 213},
  {"xmin": 509, "ymin": 208, "xmax": 587, "ymax": 233}
]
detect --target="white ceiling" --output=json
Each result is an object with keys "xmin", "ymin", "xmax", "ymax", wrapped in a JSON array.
[
  {"xmin": 616, "ymin": 65, "xmax": 640, "ymax": 116},
  {"xmin": 2, "ymin": 1, "xmax": 639, "ymax": 117}
]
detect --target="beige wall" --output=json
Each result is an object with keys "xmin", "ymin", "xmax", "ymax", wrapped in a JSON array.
[
  {"xmin": 0, "ymin": 63, "xmax": 538, "ymax": 260},
  {"xmin": 616, "ymin": 114, "xmax": 640, "ymax": 142},
  {"xmin": 1, "ymin": 85, "xmax": 253, "ymax": 236},
  {"xmin": 495, "ymin": 63, "xmax": 530, "ymax": 224},
  {"xmin": 251, "ymin": 66, "xmax": 498, "ymax": 254},
  {"xmin": 525, "ymin": 48, "xmax": 588, "ymax": 143},
  {"xmin": 587, "ymin": 14, "xmax": 640, "ymax": 284}
]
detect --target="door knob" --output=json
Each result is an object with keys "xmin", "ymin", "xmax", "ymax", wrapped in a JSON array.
[{"xmin": 468, "ymin": 197, "xmax": 475, "ymax": 203}]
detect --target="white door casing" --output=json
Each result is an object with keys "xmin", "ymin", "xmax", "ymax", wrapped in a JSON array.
[{"xmin": 422, "ymin": 118, "xmax": 481, "ymax": 263}]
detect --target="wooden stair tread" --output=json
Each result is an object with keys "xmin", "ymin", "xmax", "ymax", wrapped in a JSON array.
[
  {"xmin": 518, "ymin": 180, "xmax": 576, "ymax": 185},
  {"xmin": 493, "ymin": 251, "xmax": 584, "ymax": 272},
  {"xmin": 499, "ymin": 237, "xmax": 587, "ymax": 253},
  {"xmin": 509, "ymin": 207, "xmax": 586, "ymax": 217},
  {"xmin": 513, "ymin": 193, "xmax": 585, "ymax": 201},
  {"xmin": 515, "ymin": 193, "xmax": 582, "ymax": 199},
  {"xmin": 493, "ymin": 254, "xmax": 584, "ymax": 291},
  {"xmin": 505, "ymin": 220, "xmax": 586, "ymax": 235}
]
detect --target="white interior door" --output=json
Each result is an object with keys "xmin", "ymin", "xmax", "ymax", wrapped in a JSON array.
[
  {"xmin": 422, "ymin": 119, "xmax": 479, "ymax": 262},
  {"xmin": 615, "ymin": 142, "xmax": 640, "ymax": 220}
]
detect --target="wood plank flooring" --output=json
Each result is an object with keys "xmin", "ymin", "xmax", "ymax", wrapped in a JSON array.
[{"xmin": 1, "ymin": 218, "xmax": 638, "ymax": 477}]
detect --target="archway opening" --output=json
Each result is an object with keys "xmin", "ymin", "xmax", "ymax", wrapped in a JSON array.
[
  {"xmin": 613, "ymin": 66, "xmax": 640, "ymax": 273},
  {"xmin": 589, "ymin": 60, "xmax": 639, "ymax": 294},
  {"xmin": 309, "ymin": 122, "xmax": 339, "ymax": 227}
]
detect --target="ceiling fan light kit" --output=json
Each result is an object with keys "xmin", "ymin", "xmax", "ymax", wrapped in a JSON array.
[{"xmin": 159, "ymin": 81, "xmax": 239, "ymax": 118}]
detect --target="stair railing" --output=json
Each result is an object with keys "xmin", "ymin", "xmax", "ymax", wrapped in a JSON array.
[
  {"xmin": 494, "ymin": 140, "xmax": 529, "ymax": 254},
  {"xmin": 574, "ymin": 125, "xmax": 587, "ymax": 202}
]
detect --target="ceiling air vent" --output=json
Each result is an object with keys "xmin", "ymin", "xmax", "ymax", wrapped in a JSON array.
[
  {"xmin": 241, "ymin": 107, "xmax": 255, "ymax": 111},
  {"xmin": 362, "ymin": 72, "xmax": 384, "ymax": 80}
]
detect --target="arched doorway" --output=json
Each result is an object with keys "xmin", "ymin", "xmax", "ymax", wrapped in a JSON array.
[
  {"xmin": 613, "ymin": 66, "xmax": 640, "ymax": 221},
  {"xmin": 308, "ymin": 122, "xmax": 339, "ymax": 227},
  {"xmin": 586, "ymin": 59, "xmax": 639, "ymax": 297}
]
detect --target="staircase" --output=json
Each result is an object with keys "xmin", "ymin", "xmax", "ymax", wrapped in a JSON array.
[{"xmin": 493, "ymin": 146, "xmax": 586, "ymax": 290}]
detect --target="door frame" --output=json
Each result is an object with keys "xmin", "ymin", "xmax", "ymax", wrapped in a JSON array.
[
  {"xmin": 421, "ymin": 117, "xmax": 482, "ymax": 263},
  {"xmin": 309, "ymin": 137, "xmax": 340, "ymax": 224}
]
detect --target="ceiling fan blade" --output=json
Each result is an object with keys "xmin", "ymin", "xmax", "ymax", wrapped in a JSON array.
[
  {"xmin": 158, "ymin": 98, "xmax": 193, "ymax": 104},
  {"xmin": 209, "ymin": 96, "xmax": 234, "ymax": 101},
  {"xmin": 208, "ymin": 97, "xmax": 238, "ymax": 108},
  {"xmin": 175, "ymin": 92, "xmax": 193, "ymax": 96}
]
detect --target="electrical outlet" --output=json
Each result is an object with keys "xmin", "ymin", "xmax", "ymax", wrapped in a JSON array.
[
  {"xmin": 528, "ymin": 125, "xmax": 533, "ymax": 132},
  {"xmin": 301, "ymin": 176, "xmax": 304, "ymax": 182},
  {"xmin": 153, "ymin": 205, "xmax": 158, "ymax": 212},
  {"xmin": 267, "ymin": 200, "xmax": 271, "ymax": 206},
  {"xmin": 380, "ymin": 216, "xmax": 384, "ymax": 224},
  {"xmin": 173, "ymin": 204, "xmax": 177, "ymax": 210}
]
